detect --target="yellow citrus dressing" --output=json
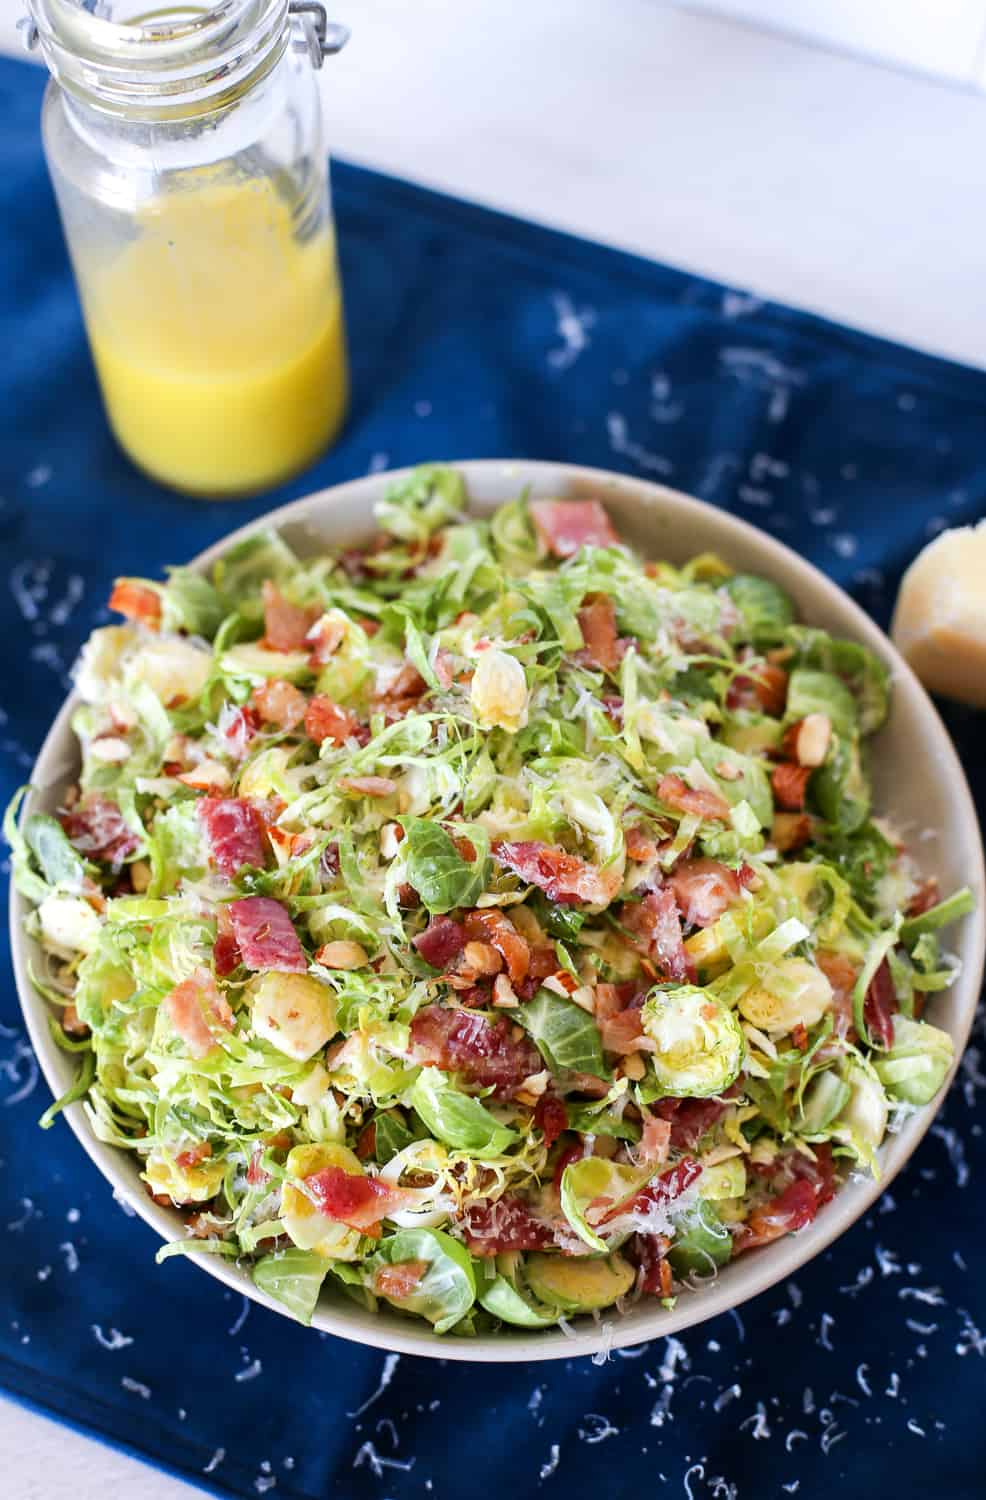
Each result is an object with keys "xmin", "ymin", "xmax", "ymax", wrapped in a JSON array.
[{"xmin": 81, "ymin": 177, "xmax": 348, "ymax": 496}]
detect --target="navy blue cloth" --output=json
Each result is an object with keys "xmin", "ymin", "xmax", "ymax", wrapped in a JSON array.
[{"xmin": 2, "ymin": 51, "xmax": 985, "ymax": 1500}]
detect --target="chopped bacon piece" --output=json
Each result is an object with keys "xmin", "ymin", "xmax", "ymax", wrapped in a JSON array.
[
  {"xmin": 771, "ymin": 762, "xmax": 812, "ymax": 812},
  {"xmin": 373, "ymin": 661, "xmax": 427, "ymax": 709},
  {"xmin": 164, "ymin": 968, "xmax": 234, "ymax": 1059},
  {"xmin": 669, "ymin": 857, "xmax": 742, "ymax": 929},
  {"xmin": 620, "ymin": 887, "xmax": 695, "ymax": 982},
  {"xmin": 637, "ymin": 1112, "xmax": 672, "ymax": 1168},
  {"xmin": 60, "ymin": 793, "xmax": 139, "ymax": 869},
  {"xmin": 306, "ymin": 613, "xmax": 345, "ymax": 667},
  {"xmin": 413, "ymin": 916, "xmax": 467, "ymax": 969},
  {"xmin": 576, "ymin": 593, "xmax": 622, "ymax": 672},
  {"xmin": 213, "ymin": 931, "xmax": 242, "ymax": 978},
  {"xmin": 492, "ymin": 839, "xmax": 619, "ymax": 908},
  {"xmin": 304, "ymin": 695, "xmax": 358, "ymax": 746},
  {"xmin": 656, "ymin": 1096, "xmax": 731, "ymax": 1150},
  {"xmin": 108, "ymin": 579, "xmax": 161, "ymax": 628},
  {"xmin": 625, "ymin": 826, "xmax": 661, "ymax": 862},
  {"xmin": 337, "ymin": 775, "xmax": 397, "ymax": 798},
  {"xmin": 864, "ymin": 958, "xmax": 897, "ymax": 1049},
  {"xmin": 598, "ymin": 1007, "xmax": 648, "ymax": 1056},
  {"xmin": 735, "ymin": 1146, "xmax": 835, "ymax": 1251},
  {"xmin": 530, "ymin": 499, "xmax": 619, "ymax": 559},
  {"xmin": 198, "ymin": 797, "xmax": 267, "ymax": 878},
  {"xmin": 658, "ymin": 773, "xmax": 731, "ymax": 823},
  {"xmin": 906, "ymin": 878, "xmax": 940, "ymax": 918},
  {"xmin": 373, "ymin": 1260, "xmax": 429, "ymax": 1300},
  {"xmin": 463, "ymin": 909, "xmax": 531, "ymax": 986},
  {"xmin": 251, "ymin": 678, "xmax": 307, "ymax": 730},
  {"xmin": 611, "ymin": 1157, "xmax": 702, "ymax": 1222},
  {"xmin": 534, "ymin": 1094, "xmax": 569, "ymax": 1149},
  {"xmin": 461, "ymin": 1195, "xmax": 556, "ymax": 1255},
  {"xmin": 261, "ymin": 580, "xmax": 319, "ymax": 653},
  {"xmin": 409, "ymin": 1004, "xmax": 542, "ymax": 1095},
  {"xmin": 303, "ymin": 1166, "xmax": 411, "ymax": 1230},
  {"xmin": 175, "ymin": 1141, "xmax": 212, "ymax": 1171},
  {"xmin": 218, "ymin": 704, "xmax": 260, "ymax": 761},
  {"xmin": 816, "ymin": 949, "xmax": 858, "ymax": 1038},
  {"xmin": 632, "ymin": 1233, "xmax": 674, "ymax": 1297},
  {"xmin": 228, "ymin": 896, "xmax": 307, "ymax": 973},
  {"xmin": 726, "ymin": 663, "xmax": 788, "ymax": 716}
]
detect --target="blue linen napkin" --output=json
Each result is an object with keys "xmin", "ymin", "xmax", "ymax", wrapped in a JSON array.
[{"xmin": 1, "ymin": 50, "xmax": 985, "ymax": 1500}]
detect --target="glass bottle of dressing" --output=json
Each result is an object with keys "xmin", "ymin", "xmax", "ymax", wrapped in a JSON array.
[{"xmin": 25, "ymin": 1, "xmax": 350, "ymax": 497}]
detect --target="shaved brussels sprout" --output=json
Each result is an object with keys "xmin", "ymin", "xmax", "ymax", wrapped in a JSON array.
[
  {"xmin": 478, "ymin": 1270, "xmax": 559, "ymax": 1328},
  {"xmin": 560, "ymin": 1156, "xmax": 648, "ymax": 1250},
  {"xmin": 811, "ymin": 733, "xmax": 870, "ymax": 833},
  {"xmin": 723, "ymin": 574, "xmax": 795, "ymax": 645},
  {"xmin": 410, "ymin": 1070, "xmax": 518, "ymax": 1157},
  {"xmin": 525, "ymin": 1252, "xmax": 635, "ymax": 1313},
  {"xmin": 366, "ymin": 1227, "xmax": 476, "ymax": 1333},
  {"xmin": 738, "ymin": 957, "xmax": 833, "ymax": 1035},
  {"xmin": 785, "ymin": 669, "xmax": 856, "ymax": 740},
  {"xmin": 873, "ymin": 1016, "xmax": 954, "ymax": 1105},
  {"xmin": 253, "ymin": 1247, "xmax": 330, "ymax": 1326},
  {"xmin": 667, "ymin": 1199, "xmax": 732, "ymax": 1276},
  {"xmin": 640, "ymin": 986, "xmax": 745, "ymax": 1097}
]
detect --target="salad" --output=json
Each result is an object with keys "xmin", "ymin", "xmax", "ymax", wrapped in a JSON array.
[{"xmin": 8, "ymin": 467, "xmax": 973, "ymax": 1336}]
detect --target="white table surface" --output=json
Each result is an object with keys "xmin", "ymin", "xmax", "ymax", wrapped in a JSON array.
[{"xmin": 3, "ymin": 1, "xmax": 986, "ymax": 1495}]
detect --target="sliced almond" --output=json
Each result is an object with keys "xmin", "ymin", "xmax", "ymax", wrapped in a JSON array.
[
  {"xmin": 790, "ymin": 712, "xmax": 831, "ymax": 767},
  {"xmin": 178, "ymin": 758, "xmax": 231, "ymax": 792},
  {"xmin": 315, "ymin": 940, "xmax": 369, "ymax": 970}
]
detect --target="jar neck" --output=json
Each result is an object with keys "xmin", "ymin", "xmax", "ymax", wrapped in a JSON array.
[{"xmin": 27, "ymin": 1, "xmax": 293, "ymax": 120}]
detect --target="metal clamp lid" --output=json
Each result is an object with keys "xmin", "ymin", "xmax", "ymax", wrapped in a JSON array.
[{"xmin": 20, "ymin": 4, "xmax": 350, "ymax": 68}]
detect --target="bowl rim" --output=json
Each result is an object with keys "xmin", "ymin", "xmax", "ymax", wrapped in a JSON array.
[{"xmin": 9, "ymin": 457, "xmax": 985, "ymax": 1363}]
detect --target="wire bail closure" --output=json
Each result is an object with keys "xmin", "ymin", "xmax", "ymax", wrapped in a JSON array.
[
  {"xmin": 289, "ymin": 2, "xmax": 349, "ymax": 69},
  {"xmin": 20, "ymin": 5, "xmax": 350, "ymax": 68}
]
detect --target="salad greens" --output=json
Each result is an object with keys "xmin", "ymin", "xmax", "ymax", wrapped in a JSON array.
[{"xmin": 8, "ymin": 467, "xmax": 972, "ymax": 1335}]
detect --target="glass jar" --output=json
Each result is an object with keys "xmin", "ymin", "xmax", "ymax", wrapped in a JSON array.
[{"xmin": 26, "ymin": 1, "xmax": 350, "ymax": 498}]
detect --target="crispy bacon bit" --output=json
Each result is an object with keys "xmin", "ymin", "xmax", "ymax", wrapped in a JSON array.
[
  {"xmin": 108, "ymin": 579, "xmax": 161, "ymax": 628},
  {"xmin": 409, "ymin": 1004, "xmax": 542, "ymax": 1095},
  {"xmin": 175, "ymin": 1141, "xmax": 212, "ymax": 1171},
  {"xmin": 864, "ymin": 958, "xmax": 897, "ymax": 1048},
  {"xmin": 637, "ymin": 1112, "xmax": 672, "ymax": 1168},
  {"xmin": 658, "ymin": 773, "xmax": 731, "ymax": 823},
  {"xmin": 907, "ymin": 878, "xmax": 940, "ymax": 918},
  {"xmin": 337, "ymin": 775, "xmax": 397, "ymax": 798},
  {"xmin": 198, "ymin": 797, "xmax": 267, "ymax": 878},
  {"xmin": 463, "ymin": 909, "xmax": 531, "ymax": 986},
  {"xmin": 632, "ymin": 1233, "xmax": 674, "ymax": 1297},
  {"xmin": 373, "ymin": 1260, "xmax": 429, "ymax": 1300},
  {"xmin": 530, "ymin": 498, "xmax": 619, "ymax": 559},
  {"xmin": 771, "ymin": 811, "xmax": 814, "ymax": 853},
  {"xmin": 598, "ymin": 1007, "xmax": 648, "ymax": 1055},
  {"xmin": 576, "ymin": 593, "xmax": 622, "ymax": 672},
  {"xmin": 306, "ymin": 613, "xmax": 345, "ymax": 667},
  {"xmin": 413, "ymin": 916, "xmax": 467, "ymax": 969},
  {"xmin": 164, "ymin": 968, "xmax": 234, "ymax": 1059},
  {"xmin": 303, "ymin": 1166, "xmax": 411, "ymax": 1229},
  {"xmin": 620, "ymin": 887, "xmax": 695, "ymax": 983},
  {"xmin": 461, "ymin": 1195, "xmax": 556, "ymax": 1255},
  {"xmin": 213, "ymin": 929, "xmax": 242, "ymax": 978},
  {"xmin": 669, "ymin": 857, "xmax": 742, "ymax": 929},
  {"xmin": 791, "ymin": 1022, "xmax": 809, "ymax": 1051},
  {"xmin": 771, "ymin": 762, "xmax": 812, "ymax": 812},
  {"xmin": 492, "ymin": 839, "xmax": 619, "ymax": 908},
  {"xmin": 261, "ymin": 580, "xmax": 319, "ymax": 653},
  {"xmin": 373, "ymin": 661, "xmax": 427, "ymax": 710},
  {"xmin": 228, "ymin": 896, "xmax": 307, "ymax": 973},
  {"xmin": 656, "ymin": 1096, "xmax": 732, "ymax": 1150},
  {"xmin": 625, "ymin": 826, "xmax": 660, "ymax": 862},
  {"xmin": 735, "ymin": 1145, "xmax": 836, "ymax": 1252},
  {"xmin": 218, "ymin": 704, "xmax": 260, "ymax": 761},
  {"xmin": 304, "ymin": 695, "xmax": 358, "ymax": 746},
  {"xmin": 816, "ymin": 950, "xmax": 858, "ymax": 1038},
  {"xmin": 251, "ymin": 678, "xmax": 307, "ymax": 730},
  {"xmin": 615, "ymin": 1157, "xmax": 702, "ymax": 1221},
  {"xmin": 726, "ymin": 662, "xmax": 788, "ymax": 716},
  {"xmin": 60, "ymin": 793, "xmax": 139, "ymax": 869},
  {"xmin": 534, "ymin": 1093, "xmax": 569, "ymax": 1148}
]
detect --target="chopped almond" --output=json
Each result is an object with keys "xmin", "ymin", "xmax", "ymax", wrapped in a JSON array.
[{"xmin": 782, "ymin": 713, "xmax": 832, "ymax": 768}]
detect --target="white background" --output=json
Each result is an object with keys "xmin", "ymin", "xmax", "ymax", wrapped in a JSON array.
[{"xmin": 3, "ymin": 1, "xmax": 986, "ymax": 1496}]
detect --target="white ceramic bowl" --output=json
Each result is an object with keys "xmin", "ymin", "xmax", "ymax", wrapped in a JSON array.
[{"xmin": 10, "ymin": 460, "xmax": 985, "ymax": 1361}]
